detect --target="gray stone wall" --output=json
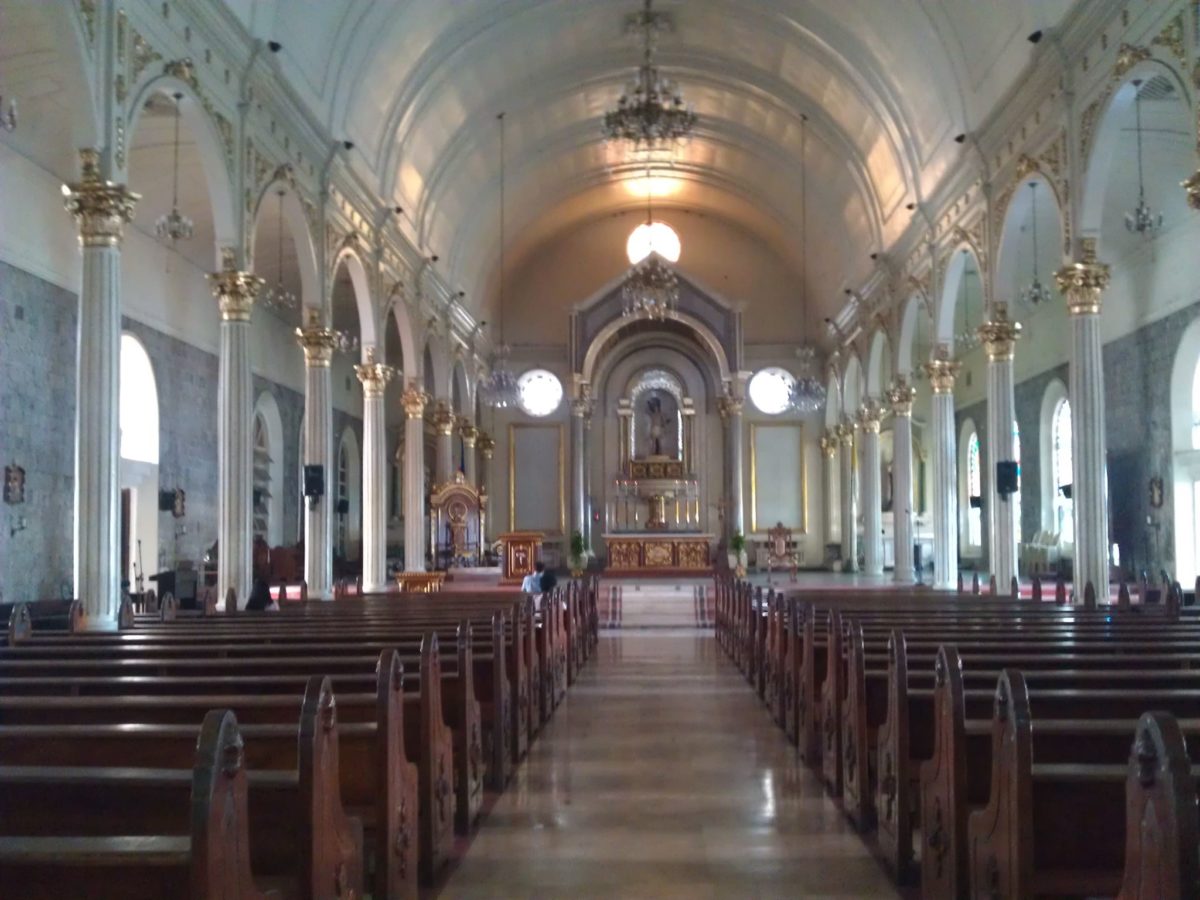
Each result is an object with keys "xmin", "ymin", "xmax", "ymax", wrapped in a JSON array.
[
  {"xmin": 0, "ymin": 262, "xmax": 77, "ymax": 602},
  {"xmin": 954, "ymin": 398, "xmax": 989, "ymax": 570},
  {"xmin": 1012, "ymin": 363, "xmax": 1069, "ymax": 545},
  {"xmin": 252, "ymin": 376, "xmax": 304, "ymax": 547}
]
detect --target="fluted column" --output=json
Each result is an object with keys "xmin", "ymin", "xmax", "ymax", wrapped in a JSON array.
[
  {"xmin": 1057, "ymin": 249, "xmax": 1112, "ymax": 601},
  {"xmin": 477, "ymin": 431, "xmax": 496, "ymax": 545},
  {"xmin": 570, "ymin": 392, "xmax": 592, "ymax": 544},
  {"xmin": 295, "ymin": 319, "xmax": 337, "ymax": 599},
  {"xmin": 723, "ymin": 393, "xmax": 747, "ymax": 538},
  {"xmin": 859, "ymin": 402, "xmax": 884, "ymax": 576},
  {"xmin": 356, "ymin": 349, "xmax": 395, "ymax": 592},
  {"xmin": 888, "ymin": 378, "xmax": 917, "ymax": 584},
  {"xmin": 979, "ymin": 306, "xmax": 1022, "ymax": 590},
  {"xmin": 820, "ymin": 430, "xmax": 839, "ymax": 559},
  {"xmin": 838, "ymin": 420, "xmax": 857, "ymax": 572},
  {"xmin": 432, "ymin": 401, "xmax": 455, "ymax": 486},
  {"xmin": 459, "ymin": 420, "xmax": 478, "ymax": 486},
  {"xmin": 62, "ymin": 150, "xmax": 138, "ymax": 625},
  {"xmin": 402, "ymin": 385, "xmax": 429, "ymax": 572},
  {"xmin": 925, "ymin": 356, "xmax": 961, "ymax": 590}
]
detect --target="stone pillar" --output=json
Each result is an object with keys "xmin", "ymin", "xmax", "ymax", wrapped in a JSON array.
[
  {"xmin": 723, "ymin": 394, "xmax": 747, "ymax": 538},
  {"xmin": 570, "ymin": 393, "xmax": 592, "ymax": 544},
  {"xmin": 61, "ymin": 149, "xmax": 138, "ymax": 625},
  {"xmin": 820, "ymin": 430, "xmax": 839, "ymax": 558},
  {"xmin": 459, "ymin": 420, "xmax": 478, "ymax": 486},
  {"xmin": 888, "ymin": 378, "xmax": 917, "ymax": 584},
  {"xmin": 356, "ymin": 349, "xmax": 395, "ymax": 592},
  {"xmin": 295, "ymin": 319, "xmax": 338, "ymax": 599},
  {"xmin": 925, "ymin": 356, "xmax": 961, "ymax": 590},
  {"xmin": 1056, "ymin": 249, "xmax": 1112, "ymax": 601},
  {"xmin": 838, "ymin": 420, "xmax": 857, "ymax": 572},
  {"xmin": 617, "ymin": 402, "xmax": 633, "ymax": 473},
  {"xmin": 978, "ymin": 306, "xmax": 1022, "ymax": 591},
  {"xmin": 477, "ymin": 431, "xmax": 496, "ymax": 545},
  {"xmin": 208, "ymin": 257, "xmax": 263, "ymax": 609},
  {"xmin": 859, "ymin": 402, "xmax": 884, "ymax": 576},
  {"xmin": 402, "ymin": 384, "xmax": 429, "ymax": 572},
  {"xmin": 432, "ymin": 401, "xmax": 455, "ymax": 485},
  {"xmin": 682, "ymin": 399, "xmax": 696, "ymax": 472}
]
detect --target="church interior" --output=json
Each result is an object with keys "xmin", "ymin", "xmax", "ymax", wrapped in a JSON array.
[{"xmin": 2, "ymin": 0, "xmax": 1200, "ymax": 897}]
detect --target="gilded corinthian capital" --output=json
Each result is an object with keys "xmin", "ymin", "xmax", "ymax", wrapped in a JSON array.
[
  {"xmin": 295, "ymin": 324, "xmax": 339, "ymax": 366},
  {"xmin": 62, "ymin": 149, "xmax": 139, "ymax": 247},
  {"xmin": 432, "ymin": 402, "xmax": 456, "ymax": 435},
  {"xmin": 887, "ymin": 377, "xmax": 916, "ymax": 416},
  {"xmin": 977, "ymin": 304, "xmax": 1022, "ymax": 361},
  {"xmin": 923, "ymin": 357, "xmax": 961, "ymax": 395},
  {"xmin": 209, "ymin": 267, "xmax": 263, "ymax": 322},
  {"xmin": 354, "ymin": 347, "xmax": 395, "ymax": 397},
  {"xmin": 401, "ymin": 384, "xmax": 429, "ymax": 419},
  {"xmin": 1055, "ymin": 247, "xmax": 1110, "ymax": 317}
]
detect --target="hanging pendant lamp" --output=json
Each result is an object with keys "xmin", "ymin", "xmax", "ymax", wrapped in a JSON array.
[
  {"xmin": 789, "ymin": 114, "xmax": 826, "ymax": 413},
  {"xmin": 1019, "ymin": 182, "xmax": 1053, "ymax": 306},
  {"xmin": 154, "ymin": 92, "xmax": 195, "ymax": 245},
  {"xmin": 481, "ymin": 112, "xmax": 521, "ymax": 409}
]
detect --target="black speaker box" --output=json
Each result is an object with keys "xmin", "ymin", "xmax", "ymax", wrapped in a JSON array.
[
  {"xmin": 336, "ymin": 498, "xmax": 350, "ymax": 515},
  {"xmin": 969, "ymin": 495, "xmax": 982, "ymax": 510},
  {"xmin": 1059, "ymin": 483, "xmax": 1073, "ymax": 500},
  {"xmin": 304, "ymin": 464, "xmax": 325, "ymax": 498},
  {"xmin": 996, "ymin": 461, "xmax": 1020, "ymax": 496},
  {"xmin": 158, "ymin": 490, "xmax": 175, "ymax": 511}
]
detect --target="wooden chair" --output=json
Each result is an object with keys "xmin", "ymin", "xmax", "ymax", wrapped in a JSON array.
[{"xmin": 765, "ymin": 522, "xmax": 798, "ymax": 583}]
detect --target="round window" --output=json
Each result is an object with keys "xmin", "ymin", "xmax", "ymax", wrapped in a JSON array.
[
  {"xmin": 517, "ymin": 369, "xmax": 564, "ymax": 417},
  {"xmin": 748, "ymin": 367, "xmax": 796, "ymax": 415}
]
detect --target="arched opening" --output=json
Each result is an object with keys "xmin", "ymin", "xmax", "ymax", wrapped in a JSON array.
[
  {"xmin": 252, "ymin": 392, "xmax": 285, "ymax": 548},
  {"xmin": 1042, "ymin": 392, "xmax": 1074, "ymax": 547},
  {"xmin": 335, "ymin": 427, "xmax": 362, "ymax": 563},
  {"xmin": 1169, "ymin": 319, "xmax": 1200, "ymax": 583},
  {"xmin": 118, "ymin": 334, "xmax": 160, "ymax": 589},
  {"xmin": 959, "ymin": 420, "xmax": 982, "ymax": 553}
]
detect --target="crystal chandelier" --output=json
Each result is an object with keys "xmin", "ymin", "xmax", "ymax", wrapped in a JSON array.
[
  {"xmin": 602, "ymin": 0, "xmax": 697, "ymax": 152},
  {"xmin": 1125, "ymin": 79, "xmax": 1164, "ymax": 238},
  {"xmin": 481, "ymin": 111, "xmax": 521, "ymax": 409},
  {"xmin": 621, "ymin": 166, "xmax": 680, "ymax": 321},
  {"xmin": 955, "ymin": 251, "xmax": 981, "ymax": 351},
  {"xmin": 1019, "ymin": 181, "xmax": 1053, "ymax": 306},
  {"xmin": 261, "ymin": 189, "xmax": 299, "ymax": 312},
  {"xmin": 789, "ymin": 115, "xmax": 826, "ymax": 413},
  {"xmin": 154, "ymin": 93, "xmax": 195, "ymax": 245}
]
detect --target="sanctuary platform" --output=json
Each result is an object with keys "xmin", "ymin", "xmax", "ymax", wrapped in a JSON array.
[{"xmin": 603, "ymin": 533, "xmax": 713, "ymax": 574}]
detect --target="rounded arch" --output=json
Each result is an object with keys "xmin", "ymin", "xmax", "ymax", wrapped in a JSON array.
[
  {"xmin": 842, "ymin": 352, "xmax": 864, "ymax": 417},
  {"xmin": 823, "ymin": 366, "xmax": 843, "ymax": 428},
  {"xmin": 126, "ymin": 76, "xmax": 237, "ymax": 266},
  {"xmin": 331, "ymin": 246, "xmax": 377, "ymax": 350},
  {"xmin": 896, "ymin": 291, "xmax": 931, "ymax": 375},
  {"xmin": 335, "ymin": 426, "xmax": 362, "ymax": 560},
  {"xmin": 865, "ymin": 328, "xmax": 892, "ymax": 398},
  {"xmin": 250, "ymin": 179, "xmax": 321, "ymax": 311},
  {"xmin": 384, "ymin": 299, "xmax": 419, "ymax": 380},
  {"xmin": 1170, "ymin": 318, "xmax": 1200, "ymax": 583},
  {"xmin": 959, "ymin": 416, "xmax": 983, "ymax": 552},
  {"xmin": 119, "ymin": 333, "xmax": 159, "ymax": 465},
  {"xmin": 1079, "ymin": 60, "xmax": 1195, "ymax": 240},
  {"xmin": 937, "ymin": 243, "xmax": 986, "ymax": 351},
  {"xmin": 423, "ymin": 335, "xmax": 451, "ymax": 401},
  {"xmin": 451, "ymin": 358, "xmax": 471, "ymax": 416},
  {"xmin": 579, "ymin": 311, "xmax": 733, "ymax": 387},
  {"xmin": 1038, "ymin": 379, "xmax": 1073, "ymax": 540},
  {"xmin": 252, "ymin": 391, "xmax": 285, "ymax": 547},
  {"xmin": 993, "ymin": 172, "xmax": 1067, "ymax": 306}
]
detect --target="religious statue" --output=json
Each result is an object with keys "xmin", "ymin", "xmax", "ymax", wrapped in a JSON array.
[{"xmin": 646, "ymin": 396, "xmax": 671, "ymax": 457}]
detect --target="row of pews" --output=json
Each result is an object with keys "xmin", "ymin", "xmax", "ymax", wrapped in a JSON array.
[
  {"xmin": 0, "ymin": 578, "xmax": 599, "ymax": 899},
  {"xmin": 714, "ymin": 576, "xmax": 1200, "ymax": 900}
]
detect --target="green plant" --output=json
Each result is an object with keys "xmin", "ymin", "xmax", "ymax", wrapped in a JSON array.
[
  {"xmin": 730, "ymin": 532, "xmax": 746, "ymax": 554},
  {"xmin": 570, "ymin": 530, "xmax": 586, "ymax": 560}
]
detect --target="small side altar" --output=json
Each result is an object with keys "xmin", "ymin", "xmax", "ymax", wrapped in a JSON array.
[{"xmin": 604, "ymin": 533, "xmax": 713, "ymax": 573}]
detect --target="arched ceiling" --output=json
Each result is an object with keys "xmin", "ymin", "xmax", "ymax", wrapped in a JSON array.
[{"xmin": 206, "ymin": 1, "xmax": 1074, "ymax": 324}]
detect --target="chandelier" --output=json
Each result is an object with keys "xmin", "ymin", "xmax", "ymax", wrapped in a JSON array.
[
  {"xmin": 789, "ymin": 115, "xmax": 826, "ymax": 413},
  {"xmin": 1019, "ymin": 181, "xmax": 1053, "ymax": 306},
  {"xmin": 1125, "ymin": 79, "xmax": 1163, "ymax": 238},
  {"xmin": 154, "ymin": 93, "xmax": 195, "ymax": 245},
  {"xmin": 261, "ymin": 189, "xmax": 299, "ymax": 312},
  {"xmin": 622, "ymin": 165, "xmax": 679, "ymax": 321},
  {"xmin": 481, "ymin": 111, "xmax": 521, "ymax": 409},
  {"xmin": 602, "ymin": 0, "xmax": 697, "ymax": 152},
  {"xmin": 954, "ymin": 251, "xmax": 981, "ymax": 351}
]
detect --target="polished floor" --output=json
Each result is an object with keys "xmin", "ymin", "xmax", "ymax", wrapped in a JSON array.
[{"xmin": 438, "ymin": 631, "xmax": 902, "ymax": 899}]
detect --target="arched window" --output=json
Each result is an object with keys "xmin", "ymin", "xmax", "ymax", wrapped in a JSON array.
[
  {"xmin": 966, "ymin": 431, "xmax": 982, "ymax": 547},
  {"xmin": 119, "ymin": 335, "xmax": 159, "ymax": 464},
  {"xmin": 1052, "ymin": 398, "xmax": 1074, "ymax": 544},
  {"xmin": 336, "ymin": 439, "xmax": 349, "ymax": 557},
  {"xmin": 252, "ymin": 413, "xmax": 271, "ymax": 543},
  {"xmin": 1012, "ymin": 421, "xmax": 1022, "ymax": 542},
  {"xmin": 1190, "ymin": 357, "xmax": 1200, "ymax": 449}
]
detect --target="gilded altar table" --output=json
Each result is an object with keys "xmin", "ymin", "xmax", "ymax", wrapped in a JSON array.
[{"xmin": 603, "ymin": 534, "xmax": 713, "ymax": 573}]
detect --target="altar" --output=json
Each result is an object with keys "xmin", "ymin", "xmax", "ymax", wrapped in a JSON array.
[{"xmin": 604, "ymin": 533, "xmax": 713, "ymax": 573}]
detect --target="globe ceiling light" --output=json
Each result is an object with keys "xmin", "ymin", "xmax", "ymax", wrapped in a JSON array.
[
  {"xmin": 602, "ymin": 0, "xmax": 697, "ymax": 152},
  {"xmin": 626, "ymin": 220, "xmax": 681, "ymax": 264}
]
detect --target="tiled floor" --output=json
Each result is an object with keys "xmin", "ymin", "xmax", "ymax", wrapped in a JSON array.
[{"xmin": 438, "ymin": 630, "xmax": 902, "ymax": 899}]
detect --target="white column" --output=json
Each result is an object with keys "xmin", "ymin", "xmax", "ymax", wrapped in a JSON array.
[
  {"xmin": 979, "ymin": 307, "xmax": 1022, "ymax": 590},
  {"xmin": 460, "ymin": 421, "xmax": 478, "ymax": 487},
  {"xmin": 859, "ymin": 403, "xmax": 884, "ymax": 576},
  {"xmin": 210, "ymin": 258, "xmax": 262, "ymax": 609},
  {"xmin": 727, "ymin": 396, "xmax": 746, "ymax": 538},
  {"xmin": 838, "ymin": 420, "xmax": 857, "ymax": 572},
  {"xmin": 820, "ymin": 430, "xmax": 839, "ymax": 562},
  {"xmin": 402, "ymin": 385, "xmax": 429, "ymax": 572},
  {"xmin": 478, "ymin": 431, "xmax": 495, "ymax": 545},
  {"xmin": 1057, "ymin": 251, "xmax": 1112, "ymax": 601},
  {"xmin": 62, "ymin": 150, "xmax": 138, "ymax": 625},
  {"xmin": 433, "ymin": 401, "xmax": 455, "ymax": 485},
  {"xmin": 888, "ymin": 379, "xmax": 916, "ymax": 584},
  {"xmin": 925, "ymin": 357, "xmax": 961, "ymax": 590},
  {"xmin": 357, "ymin": 350, "xmax": 394, "ymax": 592},
  {"xmin": 296, "ymin": 322, "xmax": 336, "ymax": 599},
  {"xmin": 570, "ymin": 394, "xmax": 591, "ymax": 543}
]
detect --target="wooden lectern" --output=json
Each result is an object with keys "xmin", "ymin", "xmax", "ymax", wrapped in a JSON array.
[{"xmin": 499, "ymin": 531, "xmax": 543, "ymax": 585}]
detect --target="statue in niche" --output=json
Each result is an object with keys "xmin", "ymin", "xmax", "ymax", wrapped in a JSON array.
[{"xmin": 639, "ymin": 391, "xmax": 680, "ymax": 459}]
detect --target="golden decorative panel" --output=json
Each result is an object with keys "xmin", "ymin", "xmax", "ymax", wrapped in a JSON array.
[{"xmin": 643, "ymin": 541, "xmax": 674, "ymax": 568}]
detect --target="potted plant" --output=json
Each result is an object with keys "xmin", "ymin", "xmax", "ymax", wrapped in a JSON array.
[
  {"xmin": 730, "ymin": 531, "xmax": 748, "ymax": 577},
  {"xmin": 569, "ymin": 530, "xmax": 586, "ymax": 578}
]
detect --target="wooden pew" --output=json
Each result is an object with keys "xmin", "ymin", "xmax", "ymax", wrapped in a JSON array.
[
  {"xmin": 0, "ymin": 708, "xmax": 277, "ymax": 900},
  {"xmin": 4, "ymin": 600, "xmax": 84, "ymax": 644}
]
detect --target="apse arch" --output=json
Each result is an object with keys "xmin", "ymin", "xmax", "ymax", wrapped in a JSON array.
[
  {"xmin": 126, "ymin": 76, "xmax": 237, "ymax": 264},
  {"xmin": 250, "ymin": 178, "xmax": 321, "ymax": 312},
  {"xmin": 579, "ymin": 311, "xmax": 732, "ymax": 388}
]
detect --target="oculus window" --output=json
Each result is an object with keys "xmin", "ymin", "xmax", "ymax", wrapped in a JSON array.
[
  {"xmin": 517, "ymin": 369, "xmax": 564, "ymax": 417},
  {"xmin": 748, "ymin": 367, "xmax": 796, "ymax": 416}
]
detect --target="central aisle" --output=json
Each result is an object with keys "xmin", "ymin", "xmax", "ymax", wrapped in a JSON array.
[{"xmin": 439, "ymin": 631, "xmax": 902, "ymax": 899}]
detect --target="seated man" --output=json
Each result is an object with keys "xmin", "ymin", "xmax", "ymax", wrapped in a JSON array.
[{"xmin": 520, "ymin": 564, "xmax": 543, "ymax": 598}]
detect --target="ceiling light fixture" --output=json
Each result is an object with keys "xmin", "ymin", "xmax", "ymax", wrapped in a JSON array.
[
  {"xmin": 261, "ymin": 189, "xmax": 298, "ymax": 312},
  {"xmin": 621, "ymin": 165, "xmax": 680, "ymax": 321},
  {"xmin": 1125, "ymin": 79, "xmax": 1164, "ymax": 238},
  {"xmin": 954, "ymin": 251, "xmax": 981, "ymax": 352},
  {"xmin": 603, "ymin": 0, "xmax": 697, "ymax": 153},
  {"xmin": 1019, "ymin": 181, "xmax": 1053, "ymax": 306},
  {"xmin": 154, "ymin": 93, "xmax": 195, "ymax": 246},
  {"xmin": 480, "ymin": 112, "xmax": 520, "ymax": 409},
  {"xmin": 789, "ymin": 114, "xmax": 826, "ymax": 413}
]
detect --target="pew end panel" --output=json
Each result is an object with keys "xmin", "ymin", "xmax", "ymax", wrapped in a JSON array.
[
  {"xmin": 876, "ymin": 629, "xmax": 913, "ymax": 883},
  {"xmin": 375, "ymin": 650, "xmax": 419, "ymax": 900},
  {"xmin": 919, "ymin": 645, "xmax": 969, "ymax": 900}
]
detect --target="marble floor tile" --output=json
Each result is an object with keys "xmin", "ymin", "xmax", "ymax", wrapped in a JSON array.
[{"xmin": 436, "ymin": 630, "xmax": 901, "ymax": 899}]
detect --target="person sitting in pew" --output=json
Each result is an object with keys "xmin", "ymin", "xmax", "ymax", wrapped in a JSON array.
[{"xmin": 245, "ymin": 578, "xmax": 278, "ymax": 612}]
